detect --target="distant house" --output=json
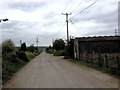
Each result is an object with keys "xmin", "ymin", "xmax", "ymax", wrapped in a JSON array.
[{"xmin": 74, "ymin": 36, "xmax": 120, "ymax": 59}]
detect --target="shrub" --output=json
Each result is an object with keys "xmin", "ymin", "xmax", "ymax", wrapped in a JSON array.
[
  {"xmin": 25, "ymin": 51, "xmax": 35, "ymax": 60},
  {"xmin": 28, "ymin": 44, "xmax": 35, "ymax": 53},
  {"xmin": 3, "ymin": 53, "xmax": 19, "ymax": 63},
  {"xmin": 34, "ymin": 52, "xmax": 40, "ymax": 56},
  {"xmin": 53, "ymin": 50, "xmax": 65, "ymax": 56},
  {"xmin": 21, "ymin": 42, "xmax": 27, "ymax": 52},
  {"xmin": 2, "ymin": 39, "xmax": 16, "ymax": 55},
  {"xmin": 16, "ymin": 51, "xmax": 29, "ymax": 62},
  {"xmin": 53, "ymin": 39, "xmax": 65, "ymax": 50},
  {"xmin": 2, "ymin": 58, "xmax": 26, "ymax": 83}
]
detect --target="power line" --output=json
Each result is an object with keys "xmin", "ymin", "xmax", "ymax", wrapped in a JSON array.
[
  {"xmin": 71, "ymin": 1, "xmax": 82, "ymax": 13},
  {"xmin": 51, "ymin": 1, "xmax": 74, "ymax": 23},
  {"xmin": 38, "ymin": 22, "xmax": 66, "ymax": 38},
  {"xmin": 69, "ymin": 0, "xmax": 100, "ymax": 20},
  {"xmin": 62, "ymin": 0, "xmax": 74, "ymax": 13},
  {"xmin": 52, "ymin": 22, "xmax": 66, "ymax": 37},
  {"xmin": 70, "ymin": 20, "xmax": 81, "ymax": 34}
]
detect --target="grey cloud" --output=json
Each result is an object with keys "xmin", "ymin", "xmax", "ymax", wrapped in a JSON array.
[
  {"xmin": 89, "ymin": 10, "xmax": 117, "ymax": 24},
  {"xmin": 43, "ymin": 12, "xmax": 55, "ymax": 20},
  {"xmin": 71, "ymin": 9, "xmax": 117, "ymax": 25},
  {"xmin": 42, "ymin": 21, "xmax": 57, "ymax": 27},
  {"xmin": 84, "ymin": 29, "xmax": 114, "ymax": 36},
  {"xmin": 1, "ymin": 0, "xmax": 118, "ymax": 46},
  {"xmin": 2, "ymin": 21, "xmax": 21, "ymax": 33},
  {"xmin": 5, "ymin": 2, "xmax": 47, "ymax": 12},
  {"xmin": 2, "ymin": 21, "xmax": 37, "ymax": 32},
  {"xmin": 82, "ymin": 22, "xmax": 117, "ymax": 36}
]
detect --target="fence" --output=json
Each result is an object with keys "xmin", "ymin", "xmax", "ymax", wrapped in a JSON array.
[{"xmin": 79, "ymin": 52, "xmax": 120, "ymax": 74}]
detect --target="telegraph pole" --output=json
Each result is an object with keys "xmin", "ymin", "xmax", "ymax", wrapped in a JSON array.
[
  {"xmin": 62, "ymin": 13, "xmax": 72, "ymax": 46},
  {"xmin": 20, "ymin": 40, "xmax": 22, "ymax": 45},
  {"xmin": 36, "ymin": 37, "xmax": 38, "ymax": 50},
  {"xmin": 115, "ymin": 29, "xmax": 118, "ymax": 36}
]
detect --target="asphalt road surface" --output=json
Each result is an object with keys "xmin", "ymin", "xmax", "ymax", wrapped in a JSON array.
[{"xmin": 3, "ymin": 52, "xmax": 119, "ymax": 88}]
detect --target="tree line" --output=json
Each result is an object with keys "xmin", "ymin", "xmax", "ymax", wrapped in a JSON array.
[{"xmin": 46, "ymin": 38, "xmax": 74, "ymax": 58}]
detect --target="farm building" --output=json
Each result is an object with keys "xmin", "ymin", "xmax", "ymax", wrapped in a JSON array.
[{"xmin": 74, "ymin": 36, "xmax": 120, "ymax": 60}]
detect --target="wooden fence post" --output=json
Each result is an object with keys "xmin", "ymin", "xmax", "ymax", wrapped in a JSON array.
[
  {"xmin": 98, "ymin": 52, "xmax": 101, "ymax": 67},
  {"xmin": 105, "ymin": 54, "xmax": 108, "ymax": 68},
  {"xmin": 117, "ymin": 56, "xmax": 120, "ymax": 70},
  {"xmin": 90, "ymin": 51, "xmax": 93, "ymax": 64}
]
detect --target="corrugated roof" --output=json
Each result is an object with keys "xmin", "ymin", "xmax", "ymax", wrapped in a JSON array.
[{"xmin": 75, "ymin": 36, "xmax": 120, "ymax": 42}]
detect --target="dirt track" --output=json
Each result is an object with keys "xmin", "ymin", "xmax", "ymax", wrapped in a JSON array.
[{"xmin": 3, "ymin": 52, "xmax": 119, "ymax": 88}]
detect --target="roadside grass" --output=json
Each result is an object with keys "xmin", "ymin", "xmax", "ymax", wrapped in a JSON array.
[
  {"xmin": 69, "ymin": 59, "xmax": 120, "ymax": 79},
  {"xmin": 2, "ymin": 57, "xmax": 26, "ymax": 84},
  {"xmin": 2, "ymin": 51, "xmax": 41, "ymax": 84},
  {"xmin": 25, "ymin": 51, "xmax": 35, "ymax": 60},
  {"xmin": 53, "ymin": 50, "xmax": 65, "ymax": 56},
  {"xmin": 1, "ymin": 39, "xmax": 41, "ymax": 84}
]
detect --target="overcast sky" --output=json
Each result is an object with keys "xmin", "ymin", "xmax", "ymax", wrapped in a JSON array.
[{"xmin": 0, "ymin": 0, "xmax": 119, "ymax": 46}]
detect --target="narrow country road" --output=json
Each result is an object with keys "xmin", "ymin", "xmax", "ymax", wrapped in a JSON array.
[{"xmin": 3, "ymin": 52, "xmax": 119, "ymax": 88}]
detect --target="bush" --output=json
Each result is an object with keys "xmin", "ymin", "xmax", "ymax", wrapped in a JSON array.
[
  {"xmin": 27, "ymin": 44, "xmax": 35, "ymax": 53},
  {"xmin": 16, "ymin": 51, "xmax": 29, "ymax": 62},
  {"xmin": 21, "ymin": 42, "xmax": 27, "ymax": 52},
  {"xmin": 2, "ymin": 39, "xmax": 16, "ymax": 55},
  {"xmin": 25, "ymin": 51, "xmax": 35, "ymax": 60},
  {"xmin": 3, "ymin": 53, "xmax": 19, "ymax": 63},
  {"xmin": 34, "ymin": 52, "xmax": 40, "ymax": 56},
  {"xmin": 2, "ymin": 58, "xmax": 26, "ymax": 83},
  {"xmin": 53, "ymin": 39, "xmax": 65, "ymax": 50},
  {"xmin": 53, "ymin": 50, "xmax": 65, "ymax": 56},
  {"xmin": 48, "ymin": 49, "xmax": 54, "ymax": 54}
]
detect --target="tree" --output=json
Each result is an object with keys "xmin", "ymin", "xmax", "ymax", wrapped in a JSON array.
[
  {"xmin": 21, "ymin": 42, "xmax": 27, "ymax": 52},
  {"xmin": 2, "ymin": 39, "xmax": 16, "ymax": 55},
  {"xmin": 53, "ymin": 39, "xmax": 65, "ymax": 50},
  {"xmin": 28, "ymin": 44, "xmax": 35, "ymax": 53}
]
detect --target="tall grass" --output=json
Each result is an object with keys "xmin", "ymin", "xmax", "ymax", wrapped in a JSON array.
[
  {"xmin": 25, "ymin": 51, "xmax": 35, "ymax": 60},
  {"xmin": 2, "ymin": 56, "xmax": 26, "ymax": 83}
]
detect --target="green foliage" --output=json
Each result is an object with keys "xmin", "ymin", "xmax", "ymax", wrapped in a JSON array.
[
  {"xmin": 16, "ymin": 51, "xmax": 29, "ymax": 62},
  {"xmin": 53, "ymin": 50, "xmax": 65, "ymax": 56},
  {"xmin": 2, "ymin": 39, "xmax": 41, "ymax": 83},
  {"xmin": 25, "ymin": 51, "xmax": 35, "ymax": 60},
  {"xmin": 2, "ymin": 39, "xmax": 16, "ymax": 55},
  {"xmin": 53, "ymin": 39, "xmax": 65, "ymax": 50},
  {"xmin": 2, "ymin": 40, "xmax": 26, "ymax": 83},
  {"xmin": 46, "ymin": 45, "xmax": 53, "ymax": 54},
  {"xmin": 46, "ymin": 49, "xmax": 53, "ymax": 54},
  {"xmin": 4, "ymin": 53, "xmax": 19, "ymax": 63},
  {"xmin": 2, "ymin": 57, "xmax": 26, "ymax": 83},
  {"xmin": 28, "ymin": 44, "xmax": 35, "ymax": 53},
  {"xmin": 21, "ymin": 42, "xmax": 27, "ymax": 52}
]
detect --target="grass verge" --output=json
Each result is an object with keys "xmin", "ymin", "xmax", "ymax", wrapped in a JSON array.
[
  {"xmin": 2, "ymin": 58, "xmax": 26, "ymax": 84},
  {"xmin": 2, "ymin": 51, "xmax": 41, "ymax": 84},
  {"xmin": 69, "ymin": 59, "xmax": 120, "ymax": 79},
  {"xmin": 25, "ymin": 51, "xmax": 35, "ymax": 60}
]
